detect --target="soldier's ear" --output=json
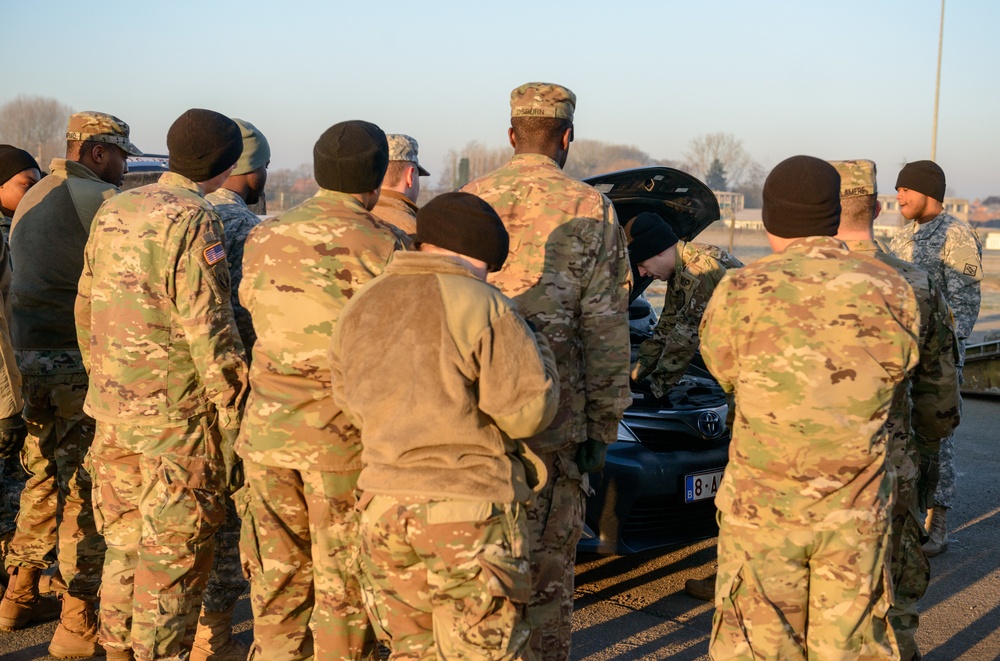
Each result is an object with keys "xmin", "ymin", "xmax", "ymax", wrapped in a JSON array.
[
  {"xmin": 561, "ymin": 127, "xmax": 573, "ymax": 151},
  {"xmin": 406, "ymin": 165, "xmax": 416, "ymax": 188},
  {"xmin": 508, "ymin": 127, "xmax": 517, "ymax": 149},
  {"xmin": 874, "ymin": 200, "xmax": 882, "ymax": 220}
]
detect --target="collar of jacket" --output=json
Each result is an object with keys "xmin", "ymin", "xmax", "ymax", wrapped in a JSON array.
[
  {"xmin": 208, "ymin": 186, "xmax": 248, "ymax": 209},
  {"xmin": 49, "ymin": 158, "xmax": 108, "ymax": 184},
  {"xmin": 510, "ymin": 152, "xmax": 560, "ymax": 169},
  {"xmin": 379, "ymin": 189, "xmax": 418, "ymax": 211},
  {"xmin": 912, "ymin": 212, "xmax": 951, "ymax": 239},
  {"xmin": 841, "ymin": 238, "xmax": 881, "ymax": 255},
  {"xmin": 782, "ymin": 235, "xmax": 848, "ymax": 253},
  {"xmin": 314, "ymin": 188, "xmax": 370, "ymax": 211},
  {"xmin": 159, "ymin": 171, "xmax": 204, "ymax": 197},
  {"xmin": 386, "ymin": 250, "xmax": 486, "ymax": 280}
]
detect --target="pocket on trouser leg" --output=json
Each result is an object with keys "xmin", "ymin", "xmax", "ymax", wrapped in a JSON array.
[
  {"xmin": 539, "ymin": 475, "xmax": 584, "ymax": 551},
  {"xmin": 150, "ymin": 454, "xmax": 225, "ymax": 546},
  {"xmin": 233, "ymin": 485, "xmax": 260, "ymax": 582},
  {"xmin": 149, "ymin": 591, "xmax": 201, "ymax": 659}
]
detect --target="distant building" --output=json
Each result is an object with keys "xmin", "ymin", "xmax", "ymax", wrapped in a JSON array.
[
  {"xmin": 877, "ymin": 193, "xmax": 970, "ymax": 228},
  {"xmin": 713, "ymin": 191, "xmax": 744, "ymax": 216}
]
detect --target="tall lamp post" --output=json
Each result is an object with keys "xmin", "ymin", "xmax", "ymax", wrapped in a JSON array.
[{"xmin": 931, "ymin": 0, "xmax": 945, "ymax": 161}]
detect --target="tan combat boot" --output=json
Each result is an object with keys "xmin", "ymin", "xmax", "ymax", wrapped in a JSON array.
[
  {"xmin": 190, "ymin": 605, "xmax": 248, "ymax": 661},
  {"xmin": 48, "ymin": 594, "xmax": 104, "ymax": 659},
  {"xmin": 0, "ymin": 566, "xmax": 62, "ymax": 630},
  {"xmin": 923, "ymin": 506, "xmax": 949, "ymax": 557},
  {"xmin": 39, "ymin": 565, "xmax": 67, "ymax": 595},
  {"xmin": 684, "ymin": 574, "xmax": 717, "ymax": 601},
  {"xmin": 104, "ymin": 650, "xmax": 135, "ymax": 661}
]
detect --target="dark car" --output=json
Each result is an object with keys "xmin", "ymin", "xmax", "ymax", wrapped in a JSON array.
[
  {"xmin": 123, "ymin": 155, "xmax": 267, "ymax": 215},
  {"xmin": 578, "ymin": 166, "xmax": 730, "ymax": 555}
]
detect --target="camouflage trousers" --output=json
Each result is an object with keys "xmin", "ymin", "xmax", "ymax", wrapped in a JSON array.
[
  {"xmin": 6, "ymin": 370, "xmax": 103, "ymax": 599},
  {"xmin": 202, "ymin": 492, "xmax": 246, "ymax": 613},
  {"xmin": 357, "ymin": 493, "xmax": 532, "ymax": 661},
  {"xmin": 932, "ymin": 432, "xmax": 956, "ymax": 508},
  {"xmin": 90, "ymin": 414, "xmax": 226, "ymax": 660},
  {"xmin": 526, "ymin": 446, "xmax": 587, "ymax": 661},
  {"xmin": 710, "ymin": 513, "xmax": 898, "ymax": 661},
  {"xmin": 888, "ymin": 506, "xmax": 928, "ymax": 661},
  {"xmin": 0, "ymin": 454, "xmax": 26, "ymax": 569},
  {"xmin": 241, "ymin": 461, "xmax": 375, "ymax": 661}
]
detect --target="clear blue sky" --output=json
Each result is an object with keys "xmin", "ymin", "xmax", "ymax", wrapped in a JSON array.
[{"xmin": 5, "ymin": 0, "xmax": 998, "ymax": 200}]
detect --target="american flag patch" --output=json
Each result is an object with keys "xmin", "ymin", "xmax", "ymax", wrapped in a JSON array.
[{"xmin": 204, "ymin": 242, "xmax": 226, "ymax": 265}]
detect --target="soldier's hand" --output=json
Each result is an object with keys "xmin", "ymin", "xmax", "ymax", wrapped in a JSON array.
[
  {"xmin": 220, "ymin": 426, "xmax": 244, "ymax": 493},
  {"xmin": 918, "ymin": 452, "xmax": 941, "ymax": 513},
  {"xmin": 0, "ymin": 413, "xmax": 27, "ymax": 459},
  {"xmin": 576, "ymin": 438, "xmax": 608, "ymax": 474}
]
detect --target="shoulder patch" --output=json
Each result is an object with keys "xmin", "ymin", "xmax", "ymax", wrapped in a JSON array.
[{"xmin": 204, "ymin": 241, "xmax": 226, "ymax": 265}]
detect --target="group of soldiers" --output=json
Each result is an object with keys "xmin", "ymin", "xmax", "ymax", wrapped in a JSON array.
[{"xmin": 0, "ymin": 78, "xmax": 985, "ymax": 661}]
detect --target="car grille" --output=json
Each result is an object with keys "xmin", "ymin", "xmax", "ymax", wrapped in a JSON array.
[{"xmin": 621, "ymin": 496, "xmax": 719, "ymax": 547}]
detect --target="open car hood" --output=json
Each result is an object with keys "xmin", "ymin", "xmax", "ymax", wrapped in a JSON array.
[{"xmin": 584, "ymin": 166, "xmax": 720, "ymax": 301}]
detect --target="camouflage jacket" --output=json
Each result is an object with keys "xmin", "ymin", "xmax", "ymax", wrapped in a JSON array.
[
  {"xmin": 633, "ymin": 240, "xmax": 743, "ymax": 398},
  {"xmin": 0, "ymin": 305, "xmax": 22, "ymax": 420},
  {"xmin": 331, "ymin": 251, "xmax": 560, "ymax": 503},
  {"xmin": 372, "ymin": 189, "xmax": 417, "ymax": 246},
  {"xmin": 205, "ymin": 187, "xmax": 262, "ymax": 352},
  {"xmin": 461, "ymin": 153, "xmax": 631, "ymax": 451},
  {"xmin": 76, "ymin": 172, "xmax": 248, "ymax": 430},
  {"xmin": 237, "ymin": 189, "xmax": 402, "ymax": 471},
  {"xmin": 11, "ymin": 159, "xmax": 118, "ymax": 356},
  {"xmin": 843, "ymin": 239, "xmax": 960, "ymax": 511},
  {"xmin": 700, "ymin": 236, "xmax": 921, "ymax": 529},
  {"xmin": 890, "ymin": 212, "xmax": 982, "ymax": 347}
]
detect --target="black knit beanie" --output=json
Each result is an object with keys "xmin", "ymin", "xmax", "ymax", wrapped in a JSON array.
[
  {"xmin": 415, "ymin": 192, "xmax": 510, "ymax": 272},
  {"xmin": 895, "ymin": 160, "xmax": 946, "ymax": 202},
  {"xmin": 167, "ymin": 109, "xmax": 243, "ymax": 182},
  {"xmin": 313, "ymin": 121, "xmax": 389, "ymax": 193},
  {"xmin": 762, "ymin": 155, "xmax": 842, "ymax": 238},
  {"xmin": 624, "ymin": 212, "xmax": 679, "ymax": 264},
  {"xmin": 0, "ymin": 145, "xmax": 40, "ymax": 185}
]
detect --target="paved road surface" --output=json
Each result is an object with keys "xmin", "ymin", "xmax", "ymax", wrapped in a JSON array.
[{"xmin": 1, "ymin": 399, "xmax": 997, "ymax": 660}]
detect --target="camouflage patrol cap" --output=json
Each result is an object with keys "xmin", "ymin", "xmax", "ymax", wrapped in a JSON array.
[
  {"xmin": 66, "ymin": 111, "xmax": 142, "ymax": 156},
  {"xmin": 510, "ymin": 82, "xmax": 576, "ymax": 121},
  {"xmin": 387, "ymin": 134, "xmax": 429, "ymax": 176},
  {"xmin": 829, "ymin": 159, "xmax": 877, "ymax": 198}
]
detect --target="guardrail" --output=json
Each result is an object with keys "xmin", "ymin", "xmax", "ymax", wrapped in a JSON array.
[{"xmin": 962, "ymin": 339, "xmax": 1000, "ymax": 396}]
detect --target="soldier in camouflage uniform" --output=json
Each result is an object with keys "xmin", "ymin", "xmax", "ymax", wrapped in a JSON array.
[
  {"xmin": 0, "ymin": 145, "xmax": 41, "ymax": 244},
  {"xmin": 238, "ymin": 120, "xmax": 401, "ymax": 661},
  {"xmin": 191, "ymin": 117, "xmax": 271, "ymax": 661},
  {"xmin": 331, "ymin": 192, "xmax": 561, "ymax": 660},
  {"xmin": 830, "ymin": 159, "xmax": 961, "ymax": 660},
  {"xmin": 461, "ymin": 82, "xmax": 631, "ymax": 661},
  {"xmin": 625, "ymin": 211, "xmax": 743, "ymax": 399},
  {"xmin": 701, "ymin": 156, "xmax": 922, "ymax": 660},
  {"xmin": 889, "ymin": 160, "xmax": 983, "ymax": 557},
  {"xmin": 1, "ymin": 112, "xmax": 140, "ymax": 657},
  {"xmin": 76, "ymin": 108, "xmax": 248, "ymax": 661},
  {"xmin": 371, "ymin": 133, "xmax": 430, "ymax": 247}
]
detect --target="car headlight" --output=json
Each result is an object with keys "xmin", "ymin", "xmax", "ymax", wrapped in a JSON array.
[{"xmin": 617, "ymin": 421, "xmax": 640, "ymax": 443}]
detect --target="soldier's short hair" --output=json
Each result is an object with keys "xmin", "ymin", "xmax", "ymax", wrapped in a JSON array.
[
  {"xmin": 839, "ymin": 195, "xmax": 879, "ymax": 232},
  {"xmin": 67, "ymin": 138, "xmax": 116, "ymax": 160},
  {"xmin": 511, "ymin": 116, "xmax": 572, "ymax": 150},
  {"xmin": 383, "ymin": 160, "xmax": 412, "ymax": 188}
]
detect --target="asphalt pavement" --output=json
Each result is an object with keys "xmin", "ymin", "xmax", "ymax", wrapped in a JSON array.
[
  {"xmin": 571, "ymin": 395, "xmax": 1000, "ymax": 660},
  {"xmin": 0, "ymin": 402, "xmax": 996, "ymax": 660}
]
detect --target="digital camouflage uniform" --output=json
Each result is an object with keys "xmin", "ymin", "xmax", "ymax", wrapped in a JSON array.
[
  {"xmin": 631, "ymin": 241, "xmax": 742, "ymax": 398},
  {"xmin": 890, "ymin": 212, "xmax": 982, "ymax": 510},
  {"xmin": 831, "ymin": 160, "xmax": 962, "ymax": 659},
  {"xmin": 330, "ymin": 250, "xmax": 561, "ymax": 660},
  {"xmin": 237, "ymin": 188, "xmax": 401, "ymax": 661},
  {"xmin": 206, "ymin": 186, "xmax": 262, "ymax": 353},
  {"xmin": 461, "ymin": 83, "xmax": 631, "ymax": 661},
  {"xmin": 77, "ymin": 170, "xmax": 248, "ymax": 659},
  {"xmin": 700, "ymin": 235, "xmax": 921, "ymax": 660},
  {"xmin": 6, "ymin": 157, "xmax": 120, "ymax": 600}
]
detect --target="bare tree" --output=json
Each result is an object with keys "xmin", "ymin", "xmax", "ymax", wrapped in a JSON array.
[
  {"xmin": 265, "ymin": 164, "xmax": 317, "ymax": 212},
  {"xmin": 0, "ymin": 95, "xmax": 73, "ymax": 166},
  {"xmin": 564, "ymin": 139, "xmax": 654, "ymax": 180},
  {"xmin": 437, "ymin": 141, "xmax": 512, "ymax": 190},
  {"xmin": 683, "ymin": 132, "xmax": 754, "ymax": 189}
]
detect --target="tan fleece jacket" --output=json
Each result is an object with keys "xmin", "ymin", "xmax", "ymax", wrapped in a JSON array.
[{"xmin": 330, "ymin": 251, "xmax": 559, "ymax": 503}]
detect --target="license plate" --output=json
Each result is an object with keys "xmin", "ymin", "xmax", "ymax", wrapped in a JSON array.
[{"xmin": 685, "ymin": 469, "xmax": 724, "ymax": 503}]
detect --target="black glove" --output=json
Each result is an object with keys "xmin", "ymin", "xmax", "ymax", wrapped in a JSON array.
[
  {"xmin": 220, "ymin": 426, "xmax": 244, "ymax": 493},
  {"xmin": 0, "ymin": 413, "xmax": 27, "ymax": 459},
  {"xmin": 576, "ymin": 438, "xmax": 608, "ymax": 474},
  {"xmin": 917, "ymin": 452, "xmax": 940, "ymax": 513}
]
